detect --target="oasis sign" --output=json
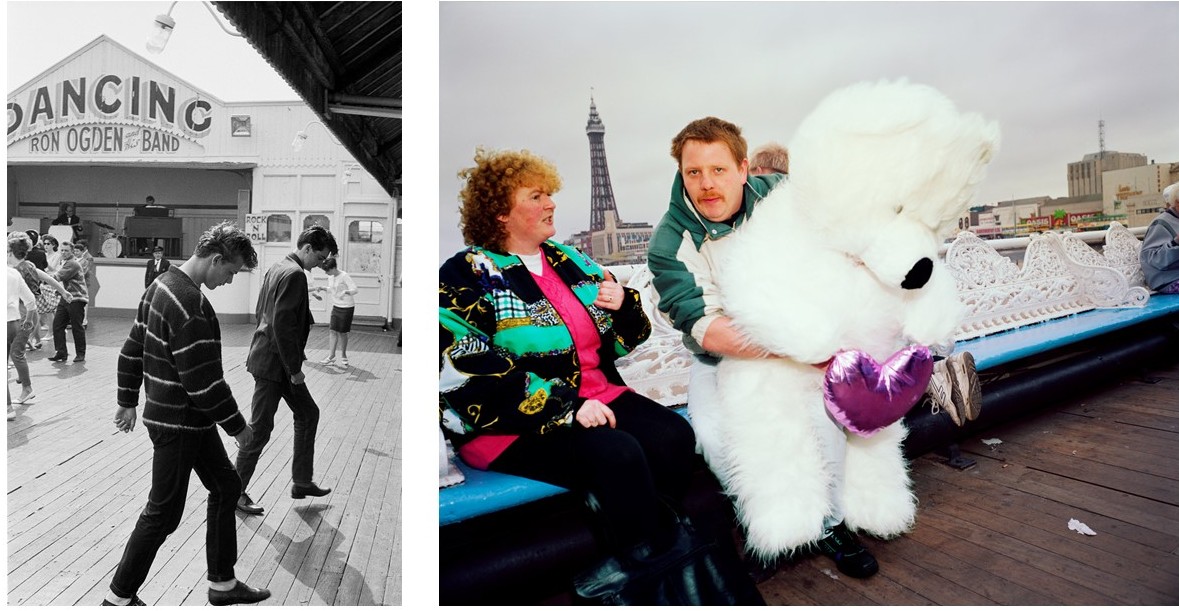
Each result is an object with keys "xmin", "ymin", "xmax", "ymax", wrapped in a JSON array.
[{"xmin": 7, "ymin": 73, "xmax": 213, "ymax": 154}]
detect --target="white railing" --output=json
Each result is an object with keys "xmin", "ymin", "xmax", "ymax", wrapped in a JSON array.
[{"xmin": 614, "ymin": 222, "xmax": 1151, "ymax": 406}]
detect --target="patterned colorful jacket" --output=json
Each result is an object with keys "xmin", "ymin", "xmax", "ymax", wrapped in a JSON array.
[{"xmin": 439, "ymin": 240, "xmax": 650, "ymax": 445}]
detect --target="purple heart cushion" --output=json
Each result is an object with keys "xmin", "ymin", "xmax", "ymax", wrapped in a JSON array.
[{"xmin": 822, "ymin": 345, "xmax": 934, "ymax": 437}]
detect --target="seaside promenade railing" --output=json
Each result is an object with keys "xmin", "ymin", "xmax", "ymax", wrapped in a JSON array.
[{"xmin": 609, "ymin": 223, "xmax": 1152, "ymax": 407}]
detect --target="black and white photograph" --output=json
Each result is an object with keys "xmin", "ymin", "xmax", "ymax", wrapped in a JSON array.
[{"xmin": 7, "ymin": 1, "xmax": 402, "ymax": 605}]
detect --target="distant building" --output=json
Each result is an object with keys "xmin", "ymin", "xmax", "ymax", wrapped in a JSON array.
[
  {"xmin": 1067, "ymin": 151, "xmax": 1147, "ymax": 197},
  {"xmin": 1103, "ymin": 162, "xmax": 1179, "ymax": 227},
  {"xmin": 565, "ymin": 97, "xmax": 653, "ymax": 265}
]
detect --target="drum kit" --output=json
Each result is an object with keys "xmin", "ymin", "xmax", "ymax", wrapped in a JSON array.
[{"xmin": 97, "ymin": 220, "xmax": 124, "ymax": 258}]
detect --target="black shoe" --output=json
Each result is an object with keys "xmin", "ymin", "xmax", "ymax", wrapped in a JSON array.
[
  {"xmin": 73, "ymin": 354, "xmax": 86, "ymax": 362},
  {"xmin": 815, "ymin": 523, "xmax": 878, "ymax": 578},
  {"xmin": 208, "ymin": 581, "xmax": 270, "ymax": 606},
  {"xmin": 101, "ymin": 595, "xmax": 146, "ymax": 605},
  {"xmin": 291, "ymin": 482, "xmax": 331, "ymax": 498},
  {"xmin": 48, "ymin": 354, "xmax": 68, "ymax": 362},
  {"xmin": 236, "ymin": 493, "xmax": 264, "ymax": 515}
]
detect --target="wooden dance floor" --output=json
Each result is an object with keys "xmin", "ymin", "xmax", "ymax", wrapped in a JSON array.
[{"xmin": 7, "ymin": 312, "xmax": 401, "ymax": 605}]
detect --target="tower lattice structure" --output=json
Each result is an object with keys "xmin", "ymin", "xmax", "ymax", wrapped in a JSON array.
[{"xmin": 586, "ymin": 96, "xmax": 621, "ymax": 237}]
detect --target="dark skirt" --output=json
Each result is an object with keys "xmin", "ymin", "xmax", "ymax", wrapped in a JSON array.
[{"xmin": 329, "ymin": 305, "xmax": 354, "ymax": 333}]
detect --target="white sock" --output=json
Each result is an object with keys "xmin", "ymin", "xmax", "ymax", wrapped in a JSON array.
[
  {"xmin": 104, "ymin": 592, "xmax": 131, "ymax": 605},
  {"xmin": 209, "ymin": 578, "xmax": 238, "ymax": 592}
]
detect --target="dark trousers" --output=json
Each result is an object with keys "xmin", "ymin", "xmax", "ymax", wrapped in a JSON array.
[
  {"xmin": 489, "ymin": 391, "xmax": 697, "ymax": 551},
  {"xmin": 110, "ymin": 426, "xmax": 242, "ymax": 597},
  {"xmin": 234, "ymin": 375, "xmax": 321, "ymax": 492},
  {"xmin": 8, "ymin": 320, "xmax": 30, "ymax": 389},
  {"xmin": 51, "ymin": 300, "xmax": 86, "ymax": 357}
]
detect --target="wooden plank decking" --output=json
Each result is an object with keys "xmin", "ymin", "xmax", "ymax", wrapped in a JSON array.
[
  {"xmin": 756, "ymin": 353, "xmax": 1179, "ymax": 605},
  {"xmin": 7, "ymin": 312, "xmax": 401, "ymax": 606}
]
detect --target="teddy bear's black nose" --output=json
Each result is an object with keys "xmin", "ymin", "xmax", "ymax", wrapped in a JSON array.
[{"xmin": 901, "ymin": 258, "xmax": 933, "ymax": 290}]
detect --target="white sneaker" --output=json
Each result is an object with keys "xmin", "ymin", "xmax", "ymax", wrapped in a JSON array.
[
  {"xmin": 338, "ymin": 358, "xmax": 349, "ymax": 368},
  {"xmin": 927, "ymin": 359, "xmax": 961, "ymax": 426},
  {"xmin": 949, "ymin": 352, "xmax": 982, "ymax": 422},
  {"xmin": 319, "ymin": 357, "xmax": 335, "ymax": 366}
]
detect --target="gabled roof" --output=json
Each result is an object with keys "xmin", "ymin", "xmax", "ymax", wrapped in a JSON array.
[{"xmin": 6, "ymin": 34, "xmax": 225, "ymax": 106}]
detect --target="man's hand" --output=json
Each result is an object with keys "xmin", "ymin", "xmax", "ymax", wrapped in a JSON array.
[
  {"xmin": 114, "ymin": 406, "xmax": 137, "ymax": 433},
  {"xmin": 701, "ymin": 316, "xmax": 779, "ymax": 359},
  {"xmin": 576, "ymin": 399, "xmax": 617, "ymax": 429},
  {"xmin": 20, "ymin": 315, "xmax": 34, "ymax": 332},
  {"xmin": 291, "ymin": 371, "xmax": 306, "ymax": 385},
  {"xmin": 234, "ymin": 425, "xmax": 254, "ymax": 447}
]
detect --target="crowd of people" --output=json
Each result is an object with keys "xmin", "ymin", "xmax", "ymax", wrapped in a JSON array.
[{"xmin": 6, "ymin": 222, "xmax": 356, "ymax": 606}]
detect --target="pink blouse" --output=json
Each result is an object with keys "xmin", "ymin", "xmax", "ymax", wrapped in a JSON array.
[{"xmin": 458, "ymin": 257, "xmax": 628, "ymax": 469}]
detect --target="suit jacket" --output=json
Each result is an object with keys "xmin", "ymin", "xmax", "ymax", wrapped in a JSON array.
[
  {"xmin": 246, "ymin": 253, "xmax": 313, "ymax": 382},
  {"xmin": 144, "ymin": 257, "xmax": 172, "ymax": 288}
]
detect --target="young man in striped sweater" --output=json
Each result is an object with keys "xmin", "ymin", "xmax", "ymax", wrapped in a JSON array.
[{"xmin": 104, "ymin": 222, "xmax": 269, "ymax": 606}]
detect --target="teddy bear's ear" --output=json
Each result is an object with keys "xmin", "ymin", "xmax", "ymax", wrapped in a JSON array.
[{"xmin": 976, "ymin": 120, "xmax": 1001, "ymax": 165}]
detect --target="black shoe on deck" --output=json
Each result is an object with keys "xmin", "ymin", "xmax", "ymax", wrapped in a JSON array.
[{"xmin": 815, "ymin": 522, "xmax": 878, "ymax": 578}]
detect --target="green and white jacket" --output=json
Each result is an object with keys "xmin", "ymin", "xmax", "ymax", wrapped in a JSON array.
[
  {"xmin": 647, "ymin": 172, "xmax": 784, "ymax": 361},
  {"xmin": 439, "ymin": 240, "xmax": 650, "ymax": 445}
]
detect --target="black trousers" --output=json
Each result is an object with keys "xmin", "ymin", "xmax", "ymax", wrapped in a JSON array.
[
  {"xmin": 110, "ymin": 426, "xmax": 242, "ymax": 597},
  {"xmin": 51, "ymin": 300, "xmax": 86, "ymax": 357},
  {"xmin": 489, "ymin": 391, "xmax": 697, "ymax": 551},
  {"xmin": 234, "ymin": 375, "xmax": 321, "ymax": 492}
]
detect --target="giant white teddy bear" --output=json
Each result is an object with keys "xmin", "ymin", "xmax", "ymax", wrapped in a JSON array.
[{"xmin": 700, "ymin": 79, "xmax": 1000, "ymax": 560}]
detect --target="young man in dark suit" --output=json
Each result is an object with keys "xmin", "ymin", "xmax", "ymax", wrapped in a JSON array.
[
  {"xmin": 234, "ymin": 225, "xmax": 338, "ymax": 515},
  {"xmin": 144, "ymin": 246, "xmax": 171, "ymax": 288}
]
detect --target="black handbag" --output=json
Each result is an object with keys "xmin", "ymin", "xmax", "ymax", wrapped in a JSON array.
[{"xmin": 573, "ymin": 513, "xmax": 765, "ymax": 605}]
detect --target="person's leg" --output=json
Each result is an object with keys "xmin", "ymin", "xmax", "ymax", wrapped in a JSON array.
[
  {"xmin": 9, "ymin": 320, "xmax": 32, "ymax": 398},
  {"xmin": 281, "ymin": 380, "xmax": 321, "ymax": 486},
  {"xmin": 339, "ymin": 332, "xmax": 349, "ymax": 360},
  {"xmin": 815, "ymin": 413, "xmax": 848, "ymax": 531},
  {"xmin": 234, "ymin": 377, "xmax": 281, "ymax": 493},
  {"xmin": 191, "ymin": 428, "xmax": 242, "ymax": 584},
  {"xmin": 489, "ymin": 423, "xmax": 662, "ymax": 551},
  {"xmin": 109, "ymin": 427, "xmax": 196, "ymax": 599},
  {"xmin": 69, "ymin": 301, "xmax": 86, "ymax": 357},
  {"xmin": 27, "ymin": 309, "xmax": 40, "ymax": 347},
  {"xmin": 812, "ymin": 414, "xmax": 877, "ymax": 578},
  {"xmin": 327, "ymin": 330, "xmax": 338, "ymax": 360},
  {"xmin": 605, "ymin": 392, "xmax": 697, "ymax": 505},
  {"xmin": 51, "ymin": 302, "xmax": 69, "ymax": 358},
  {"xmin": 7, "ymin": 321, "xmax": 16, "ymax": 413}
]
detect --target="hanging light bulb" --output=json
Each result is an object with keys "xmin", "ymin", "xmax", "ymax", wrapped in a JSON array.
[
  {"xmin": 145, "ymin": 13, "xmax": 176, "ymax": 54},
  {"xmin": 291, "ymin": 131, "xmax": 309, "ymax": 152}
]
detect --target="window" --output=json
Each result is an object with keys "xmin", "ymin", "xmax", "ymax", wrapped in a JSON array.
[
  {"xmin": 304, "ymin": 214, "xmax": 330, "ymax": 231},
  {"xmin": 266, "ymin": 214, "xmax": 292, "ymax": 243},
  {"xmin": 347, "ymin": 220, "xmax": 384, "ymax": 274}
]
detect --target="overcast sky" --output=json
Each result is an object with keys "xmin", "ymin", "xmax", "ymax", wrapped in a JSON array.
[
  {"xmin": 6, "ymin": 1, "xmax": 299, "ymax": 102},
  {"xmin": 440, "ymin": 1, "xmax": 1179, "ymax": 263}
]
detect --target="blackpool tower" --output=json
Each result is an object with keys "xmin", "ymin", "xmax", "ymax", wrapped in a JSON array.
[
  {"xmin": 586, "ymin": 95, "xmax": 621, "ymax": 234},
  {"xmin": 568, "ymin": 94, "xmax": 653, "ymax": 263}
]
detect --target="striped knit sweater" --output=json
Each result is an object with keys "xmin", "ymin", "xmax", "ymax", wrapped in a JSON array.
[{"xmin": 117, "ymin": 267, "xmax": 247, "ymax": 435}]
